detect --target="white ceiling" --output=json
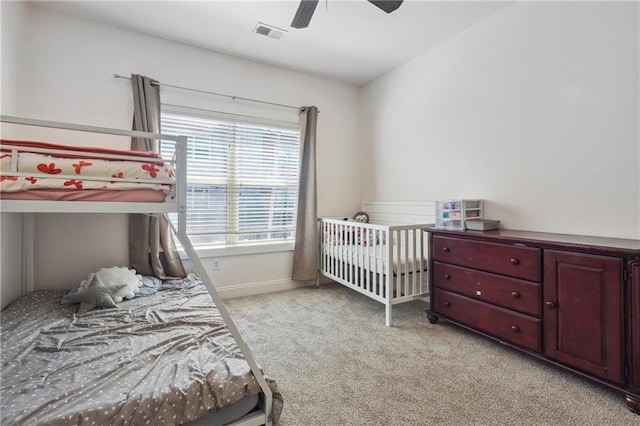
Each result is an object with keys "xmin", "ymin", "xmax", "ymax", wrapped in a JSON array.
[{"xmin": 38, "ymin": 0, "xmax": 514, "ymax": 86}]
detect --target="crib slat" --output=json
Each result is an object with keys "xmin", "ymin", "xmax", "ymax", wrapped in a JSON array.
[
  {"xmin": 322, "ymin": 221, "xmax": 327, "ymax": 274},
  {"xmin": 365, "ymin": 230, "xmax": 371, "ymax": 293},
  {"xmin": 331, "ymin": 226, "xmax": 335, "ymax": 277},
  {"xmin": 325, "ymin": 222, "xmax": 330, "ymax": 274},
  {"xmin": 372, "ymin": 229, "xmax": 377, "ymax": 295},
  {"xmin": 373, "ymin": 229, "xmax": 379, "ymax": 294},
  {"xmin": 333, "ymin": 223, "xmax": 339, "ymax": 277},
  {"xmin": 382, "ymin": 229, "xmax": 386, "ymax": 296},
  {"xmin": 346, "ymin": 223, "xmax": 350, "ymax": 284},
  {"xmin": 350, "ymin": 223, "xmax": 355, "ymax": 284},
  {"xmin": 405, "ymin": 229, "xmax": 410, "ymax": 297},
  {"xmin": 321, "ymin": 222, "xmax": 325, "ymax": 273},
  {"xmin": 410, "ymin": 229, "xmax": 416, "ymax": 295},
  {"xmin": 358, "ymin": 228, "xmax": 363, "ymax": 289},
  {"xmin": 378, "ymin": 229, "xmax": 384, "ymax": 296},
  {"xmin": 339, "ymin": 222, "xmax": 343, "ymax": 279},
  {"xmin": 395, "ymin": 230, "xmax": 401, "ymax": 299},
  {"xmin": 420, "ymin": 229, "xmax": 426, "ymax": 293}
]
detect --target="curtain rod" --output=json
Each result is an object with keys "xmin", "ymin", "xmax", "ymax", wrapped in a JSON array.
[
  {"xmin": 161, "ymin": 103, "xmax": 299, "ymax": 127},
  {"xmin": 114, "ymin": 74, "xmax": 303, "ymax": 112}
]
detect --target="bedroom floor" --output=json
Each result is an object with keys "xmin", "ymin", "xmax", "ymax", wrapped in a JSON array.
[{"xmin": 226, "ymin": 283, "xmax": 638, "ymax": 426}]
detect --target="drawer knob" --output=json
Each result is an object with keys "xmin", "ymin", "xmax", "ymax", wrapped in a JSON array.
[
  {"xmin": 511, "ymin": 291, "xmax": 520, "ymax": 298},
  {"xmin": 444, "ymin": 301, "xmax": 451, "ymax": 307},
  {"xmin": 511, "ymin": 325, "xmax": 520, "ymax": 332},
  {"xmin": 510, "ymin": 258, "xmax": 520, "ymax": 265},
  {"xmin": 443, "ymin": 274, "xmax": 451, "ymax": 280},
  {"xmin": 442, "ymin": 247, "xmax": 450, "ymax": 253},
  {"xmin": 545, "ymin": 301, "xmax": 556, "ymax": 309}
]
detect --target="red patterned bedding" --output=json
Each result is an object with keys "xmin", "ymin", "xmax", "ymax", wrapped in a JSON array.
[{"xmin": 0, "ymin": 139, "xmax": 175, "ymax": 201}]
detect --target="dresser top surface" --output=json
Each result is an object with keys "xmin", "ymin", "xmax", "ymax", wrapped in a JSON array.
[{"xmin": 424, "ymin": 226, "xmax": 640, "ymax": 254}]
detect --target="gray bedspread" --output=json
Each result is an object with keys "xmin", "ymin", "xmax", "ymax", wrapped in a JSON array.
[{"xmin": 1, "ymin": 276, "xmax": 282, "ymax": 425}]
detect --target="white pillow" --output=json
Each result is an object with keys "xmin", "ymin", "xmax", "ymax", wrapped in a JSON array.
[{"xmin": 79, "ymin": 267, "xmax": 142, "ymax": 303}]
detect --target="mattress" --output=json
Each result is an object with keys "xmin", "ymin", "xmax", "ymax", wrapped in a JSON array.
[
  {"xmin": 0, "ymin": 139, "xmax": 175, "ymax": 201},
  {"xmin": 322, "ymin": 242, "xmax": 427, "ymax": 275},
  {"xmin": 0, "ymin": 276, "xmax": 282, "ymax": 425},
  {"xmin": 0, "ymin": 188, "xmax": 167, "ymax": 202}
]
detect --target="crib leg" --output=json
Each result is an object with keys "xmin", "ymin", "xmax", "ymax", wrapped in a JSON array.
[{"xmin": 385, "ymin": 303, "xmax": 392, "ymax": 327}]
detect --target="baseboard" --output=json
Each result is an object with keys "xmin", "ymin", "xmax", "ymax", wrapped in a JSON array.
[{"xmin": 218, "ymin": 278, "xmax": 318, "ymax": 299}]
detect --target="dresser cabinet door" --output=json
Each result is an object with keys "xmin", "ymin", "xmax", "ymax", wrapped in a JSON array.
[
  {"xmin": 543, "ymin": 250, "xmax": 623, "ymax": 384},
  {"xmin": 628, "ymin": 261, "xmax": 640, "ymax": 412}
]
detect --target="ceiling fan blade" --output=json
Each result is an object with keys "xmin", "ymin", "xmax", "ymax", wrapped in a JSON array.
[
  {"xmin": 367, "ymin": 0, "xmax": 404, "ymax": 14},
  {"xmin": 291, "ymin": 0, "xmax": 320, "ymax": 29}
]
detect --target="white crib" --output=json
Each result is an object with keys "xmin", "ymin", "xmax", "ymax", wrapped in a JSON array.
[{"xmin": 318, "ymin": 201, "xmax": 434, "ymax": 326}]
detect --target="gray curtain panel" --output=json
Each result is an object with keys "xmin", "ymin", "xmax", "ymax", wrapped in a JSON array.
[
  {"xmin": 292, "ymin": 106, "xmax": 319, "ymax": 281},
  {"xmin": 129, "ymin": 74, "xmax": 186, "ymax": 279}
]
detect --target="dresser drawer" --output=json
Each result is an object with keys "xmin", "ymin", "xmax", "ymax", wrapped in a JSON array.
[
  {"xmin": 433, "ymin": 288, "xmax": 541, "ymax": 352},
  {"xmin": 432, "ymin": 235, "xmax": 541, "ymax": 281},
  {"xmin": 433, "ymin": 262, "xmax": 541, "ymax": 317}
]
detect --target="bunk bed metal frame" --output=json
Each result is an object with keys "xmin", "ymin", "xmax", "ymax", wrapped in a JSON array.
[{"xmin": 0, "ymin": 114, "xmax": 274, "ymax": 426}]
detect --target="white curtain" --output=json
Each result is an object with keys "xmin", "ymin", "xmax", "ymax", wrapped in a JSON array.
[
  {"xmin": 292, "ymin": 106, "xmax": 319, "ymax": 281},
  {"xmin": 129, "ymin": 74, "xmax": 186, "ymax": 279}
]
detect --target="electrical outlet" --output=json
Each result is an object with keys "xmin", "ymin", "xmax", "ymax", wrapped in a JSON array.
[{"xmin": 211, "ymin": 258, "xmax": 221, "ymax": 270}]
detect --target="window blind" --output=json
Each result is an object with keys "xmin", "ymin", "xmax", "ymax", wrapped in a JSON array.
[{"xmin": 161, "ymin": 112, "xmax": 300, "ymax": 246}]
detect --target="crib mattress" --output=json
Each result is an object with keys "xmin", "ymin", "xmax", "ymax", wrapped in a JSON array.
[
  {"xmin": 0, "ymin": 277, "xmax": 282, "ymax": 425},
  {"xmin": 322, "ymin": 243, "xmax": 426, "ymax": 275}
]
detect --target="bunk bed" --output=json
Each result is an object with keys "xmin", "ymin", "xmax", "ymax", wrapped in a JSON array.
[{"xmin": 0, "ymin": 115, "xmax": 281, "ymax": 426}]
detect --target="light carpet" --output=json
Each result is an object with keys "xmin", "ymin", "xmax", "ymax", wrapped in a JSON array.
[{"xmin": 225, "ymin": 283, "xmax": 639, "ymax": 426}]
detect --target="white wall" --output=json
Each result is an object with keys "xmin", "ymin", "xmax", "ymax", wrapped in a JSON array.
[
  {"xmin": 3, "ymin": 1, "xmax": 639, "ymax": 309},
  {"xmin": 0, "ymin": 1, "xmax": 29, "ymax": 309},
  {"xmin": 0, "ymin": 2, "xmax": 364, "ymax": 304},
  {"xmin": 361, "ymin": 1, "xmax": 640, "ymax": 239}
]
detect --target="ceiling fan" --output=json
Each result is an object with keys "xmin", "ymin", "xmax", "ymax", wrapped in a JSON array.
[{"xmin": 291, "ymin": 0, "xmax": 404, "ymax": 29}]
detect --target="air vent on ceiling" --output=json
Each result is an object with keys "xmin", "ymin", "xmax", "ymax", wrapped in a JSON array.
[{"xmin": 253, "ymin": 22, "xmax": 287, "ymax": 40}]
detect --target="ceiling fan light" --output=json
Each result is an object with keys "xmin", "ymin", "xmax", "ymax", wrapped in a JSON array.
[
  {"xmin": 367, "ymin": 0, "xmax": 404, "ymax": 14},
  {"xmin": 291, "ymin": 0, "xmax": 320, "ymax": 29}
]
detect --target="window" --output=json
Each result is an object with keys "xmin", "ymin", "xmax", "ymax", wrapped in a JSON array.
[{"xmin": 161, "ymin": 112, "xmax": 300, "ymax": 248}]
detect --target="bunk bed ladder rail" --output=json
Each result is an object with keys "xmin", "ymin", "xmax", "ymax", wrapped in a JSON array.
[
  {"xmin": 172, "ymin": 137, "xmax": 272, "ymax": 426},
  {"xmin": 176, "ymin": 233, "xmax": 273, "ymax": 426}
]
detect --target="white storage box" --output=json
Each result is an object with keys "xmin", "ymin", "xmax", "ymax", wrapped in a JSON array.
[
  {"xmin": 465, "ymin": 219, "xmax": 500, "ymax": 231},
  {"xmin": 435, "ymin": 199, "xmax": 483, "ymax": 230}
]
